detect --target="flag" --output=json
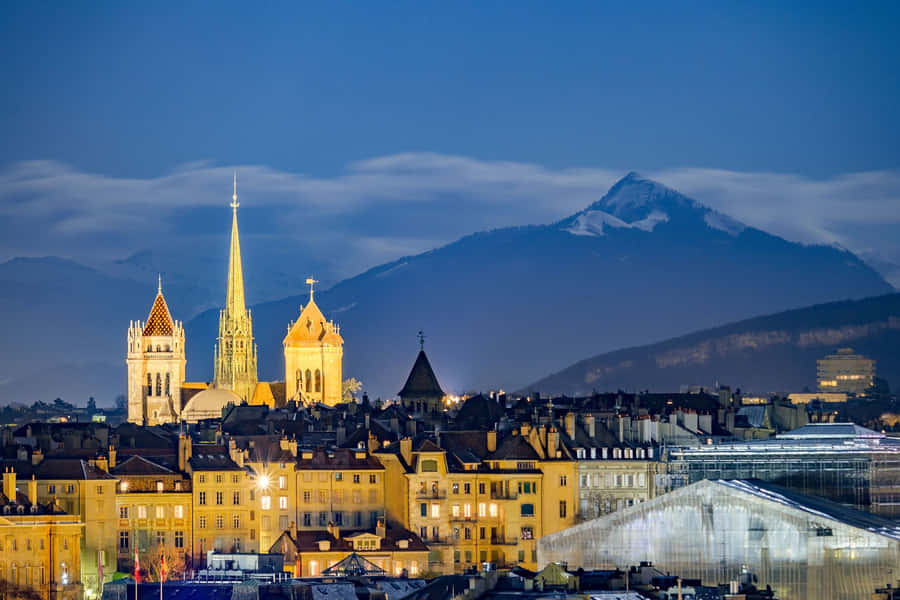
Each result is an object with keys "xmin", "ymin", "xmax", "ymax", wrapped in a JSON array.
[
  {"xmin": 134, "ymin": 548, "xmax": 141, "ymax": 583},
  {"xmin": 98, "ymin": 550, "xmax": 104, "ymax": 583},
  {"xmin": 160, "ymin": 552, "xmax": 167, "ymax": 583}
]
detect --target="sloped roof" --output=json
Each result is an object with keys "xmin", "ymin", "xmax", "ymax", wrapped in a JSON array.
[
  {"xmin": 399, "ymin": 351, "xmax": 444, "ymax": 399},
  {"xmin": 453, "ymin": 394, "xmax": 503, "ymax": 430},
  {"xmin": 284, "ymin": 298, "xmax": 343, "ymax": 346},
  {"xmin": 491, "ymin": 434, "xmax": 541, "ymax": 461},
  {"xmin": 143, "ymin": 292, "xmax": 175, "ymax": 336},
  {"xmin": 321, "ymin": 553, "xmax": 385, "ymax": 577},
  {"xmin": 111, "ymin": 455, "xmax": 175, "ymax": 476}
]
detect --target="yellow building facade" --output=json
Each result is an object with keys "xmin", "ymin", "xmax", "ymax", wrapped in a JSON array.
[{"xmin": 0, "ymin": 469, "xmax": 83, "ymax": 600}]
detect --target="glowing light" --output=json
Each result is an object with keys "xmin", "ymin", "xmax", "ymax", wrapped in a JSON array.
[{"xmin": 257, "ymin": 474, "xmax": 271, "ymax": 490}]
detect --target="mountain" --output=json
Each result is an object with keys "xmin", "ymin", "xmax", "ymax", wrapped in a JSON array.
[
  {"xmin": 185, "ymin": 173, "xmax": 894, "ymax": 399},
  {"xmin": 519, "ymin": 293, "xmax": 900, "ymax": 396}
]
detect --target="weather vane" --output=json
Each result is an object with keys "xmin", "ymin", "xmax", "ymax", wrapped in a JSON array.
[
  {"xmin": 231, "ymin": 171, "xmax": 239, "ymax": 210},
  {"xmin": 306, "ymin": 277, "xmax": 318, "ymax": 301},
  {"xmin": 418, "ymin": 330, "xmax": 426, "ymax": 351}
]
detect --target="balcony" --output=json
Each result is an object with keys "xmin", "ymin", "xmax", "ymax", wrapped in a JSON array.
[
  {"xmin": 415, "ymin": 490, "xmax": 446, "ymax": 499},
  {"xmin": 489, "ymin": 491, "xmax": 518, "ymax": 500},
  {"xmin": 490, "ymin": 536, "xmax": 518, "ymax": 546}
]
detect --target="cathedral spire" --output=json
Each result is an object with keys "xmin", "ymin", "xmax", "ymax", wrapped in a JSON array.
[{"xmin": 225, "ymin": 172, "xmax": 246, "ymax": 320}]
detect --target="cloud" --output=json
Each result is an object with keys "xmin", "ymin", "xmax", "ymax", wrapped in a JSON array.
[{"xmin": 1, "ymin": 155, "xmax": 899, "ymax": 295}]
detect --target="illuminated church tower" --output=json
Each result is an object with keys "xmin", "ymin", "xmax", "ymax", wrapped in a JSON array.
[
  {"xmin": 284, "ymin": 278, "xmax": 343, "ymax": 405},
  {"xmin": 213, "ymin": 174, "xmax": 258, "ymax": 402},
  {"xmin": 126, "ymin": 277, "xmax": 186, "ymax": 425}
]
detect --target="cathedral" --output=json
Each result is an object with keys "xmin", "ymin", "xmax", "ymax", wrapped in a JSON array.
[{"xmin": 126, "ymin": 175, "xmax": 344, "ymax": 425}]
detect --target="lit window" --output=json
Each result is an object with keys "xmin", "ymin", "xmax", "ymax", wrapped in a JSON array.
[
  {"xmin": 451, "ymin": 504, "xmax": 460, "ymax": 517},
  {"xmin": 430, "ymin": 504, "xmax": 440, "ymax": 518},
  {"xmin": 278, "ymin": 476, "xmax": 287, "ymax": 490},
  {"xmin": 137, "ymin": 506, "xmax": 147, "ymax": 519},
  {"xmin": 261, "ymin": 495, "xmax": 271, "ymax": 510},
  {"xmin": 464, "ymin": 503, "xmax": 472, "ymax": 518},
  {"xmin": 489, "ymin": 503, "xmax": 498, "ymax": 517},
  {"xmin": 174, "ymin": 505, "xmax": 183, "ymax": 519},
  {"xmin": 156, "ymin": 480, "xmax": 164, "ymax": 492},
  {"xmin": 309, "ymin": 560, "xmax": 319, "ymax": 576},
  {"xmin": 156, "ymin": 505, "xmax": 165, "ymax": 519},
  {"xmin": 478, "ymin": 503, "xmax": 486, "ymax": 517},
  {"xmin": 279, "ymin": 496, "xmax": 288, "ymax": 510}
]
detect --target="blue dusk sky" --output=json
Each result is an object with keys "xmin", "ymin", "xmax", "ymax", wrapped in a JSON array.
[{"xmin": 2, "ymin": 1, "xmax": 900, "ymax": 295}]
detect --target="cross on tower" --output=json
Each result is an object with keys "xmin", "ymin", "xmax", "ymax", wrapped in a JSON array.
[{"xmin": 417, "ymin": 330, "xmax": 426, "ymax": 351}]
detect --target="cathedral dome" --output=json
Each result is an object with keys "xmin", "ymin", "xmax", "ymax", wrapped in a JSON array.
[{"xmin": 181, "ymin": 387, "xmax": 240, "ymax": 422}]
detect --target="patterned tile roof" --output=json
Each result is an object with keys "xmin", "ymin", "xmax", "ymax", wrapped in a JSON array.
[{"xmin": 143, "ymin": 292, "xmax": 175, "ymax": 336}]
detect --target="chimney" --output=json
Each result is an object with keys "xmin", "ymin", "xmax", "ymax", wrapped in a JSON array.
[
  {"xmin": 108, "ymin": 445, "xmax": 117, "ymax": 469},
  {"xmin": 486, "ymin": 430, "xmax": 497, "ymax": 453},
  {"xmin": 95, "ymin": 455, "xmax": 109, "ymax": 473},
  {"xmin": 376, "ymin": 517, "xmax": 386, "ymax": 539},
  {"xmin": 399, "ymin": 438, "xmax": 412, "ymax": 466},
  {"xmin": 229, "ymin": 439, "xmax": 244, "ymax": 467},
  {"xmin": 31, "ymin": 448, "xmax": 44, "ymax": 466},
  {"xmin": 585, "ymin": 414, "xmax": 596, "ymax": 439},
  {"xmin": 367, "ymin": 432, "xmax": 379, "ymax": 454},
  {"xmin": 564, "ymin": 412, "xmax": 576, "ymax": 439},
  {"xmin": 547, "ymin": 427, "xmax": 559, "ymax": 458},
  {"xmin": 290, "ymin": 520, "xmax": 297, "ymax": 539},
  {"xmin": 336, "ymin": 425, "xmax": 346, "ymax": 447},
  {"xmin": 327, "ymin": 521, "xmax": 340, "ymax": 540},
  {"xmin": 288, "ymin": 437, "xmax": 298, "ymax": 458},
  {"xmin": 365, "ymin": 414, "xmax": 370, "ymax": 429},
  {"xmin": 2, "ymin": 468, "xmax": 16, "ymax": 501},
  {"xmin": 178, "ymin": 434, "xmax": 192, "ymax": 472},
  {"xmin": 27, "ymin": 475, "xmax": 37, "ymax": 506}
]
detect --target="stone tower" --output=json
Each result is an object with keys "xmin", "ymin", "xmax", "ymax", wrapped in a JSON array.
[
  {"xmin": 213, "ymin": 174, "xmax": 258, "ymax": 402},
  {"xmin": 127, "ymin": 277, "xmax": 186, "ymax": 425},
  {"xmin": 283, "ymin": 278, "xmax": 343, "ymax": 406},
  {"xmin": 399, "ymin": 337, "xmax": 444, "ymax": 416}
]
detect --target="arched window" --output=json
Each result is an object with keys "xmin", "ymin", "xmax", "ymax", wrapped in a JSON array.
[
  {"xmin": 165, "ymin": 345, "xmax": 171, "ymax": 352},
  {"xmin": 315, "ymin": 370, "xmax": 321, "ymax": 393},
  {"xmin": 155, "ymin": 373, "xmax": 162, "ymax": 396},
  {"xmin": 147, "ymin": 374, "xmax": 153, "ymax": 395},
  {"xmin": 305, "ymin": 370, "xmax": 312, "ymax": 393},
  {"xmin": 156, "ymin": 345, "xmax": 161, "ymax": 352},
  {"xmin": 165, "ymin": 373, "xmax": 170, "ymax": 396},
  {"xmin": 295, "ymin": 370, "xmax": 302, "ymax": 392}
]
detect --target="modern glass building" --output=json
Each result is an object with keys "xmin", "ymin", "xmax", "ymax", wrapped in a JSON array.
[
  {"xmin": 665, "ymin": 423, "xmax": 900, "ymax": 517},
  {"xmin": 538, "ymin": 479, "xmax": 900, "ymax": 600}
]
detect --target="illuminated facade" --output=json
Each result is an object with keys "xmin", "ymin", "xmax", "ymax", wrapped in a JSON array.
[
  {"xmin": 283, "ymin": 281, "xmax": 344, "ymax": 406},
  {"xmin": 0, "ymin": 469, "xmax": 83, "ymax": 600},
  {"xmin": 575, "ymin": 447, "xmax": 661, "ymax": 520},
  {"xmin": 213, "ymin": 175, "xmax": 259, "ymax": 403},
  {"xmin": 539, "ymin": 479, "xmax": 900, "ymax": 600},
  {"xmin": 126, "ymin": 280, "xmax": 187, "ymax": 425},
  {"xmin": 817, "ymin": 347, "xmax": 875, "ymax": 394},
  {"xmin": 665, "ymin": 422, "xmax": 900, "ymax": 517}
]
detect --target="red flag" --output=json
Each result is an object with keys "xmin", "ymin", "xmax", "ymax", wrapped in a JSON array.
[
  {"xmin": 160, "ymin": 553, "xmax": 167, "ymax": 583},
  {"xmin": 134, "ymin": 548, "xmax": 141, "ymax": 583}
]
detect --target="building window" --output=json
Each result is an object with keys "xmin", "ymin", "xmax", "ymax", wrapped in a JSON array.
[
  {"xmin": 156, "ymin": 505, "xmax": 165, "ymax": 519},
  {"xmin": 278, "ymin": 476, "xmax": 287, "ymax": 490},
  {"xmin": 335, "ymin": 511, "xmax": 343, "ymax": 526},
  {"xmin": 489, "ymin": 503, "xmax": 498, "ymax": 517},
  {"xmin": 303, "ymin": 512, "xmax": 311, "ymax": 526},
  {"xmin": 421, "ymin": 460, "xmax": 437, "ymax": 473},
  {"xmin": 431, "ymin": 504, "xmax": 440, "ymax": 518},
  {"xmin": 233, "ymin": 514, "xmax": 240, "ymax": 528},
  {"xmin": 199, "ymin": 516, "xmax": 207, "ymax": 529},
  {"xmin": 319, "ymin": 512, "xmax": 328, "ymax": 526},
  {"xmin": 354, "ymin": 511, "xmax": 362, "ymax": 526},
  {"xmin": 335, "ymin": 472, "xmax": 343, "ymax": 482},
  {"xmin": 174, "ymin": 505, "xmax": 183, "ymax": 519},
  {"xmin": 279, "ymin": 515, "xmax": 289, "ymax": 530},
  {"xmin": 165, "ymin": 373, "xmax": 170, "ymax": 396},
  {"xmin": 464, "ymin": 527, "xmax": 471, "ymax": 540},
  {"xmin": 120, "ymin": 506, "xmax": 129, "ymax": 519},
  {"xmin": 156, "ymin": 480, "xmax": 164, "ymax": 492},
  {"xmin": 147, "ymin": 373, "xmax": 153, "ymax": 395},
  {"xmin": 156, "ymin": 531, "xmax": 165, "ymax": 546},
  {"xmin": 315, "ymin": 369, "xmax": 321, "ymax": 392},
  {"xmin": 155, "ymin": 373, "xmax": 162, "ymax": 396},
  {"xmin": 119, "ymin": 531, "xmax": 129, "ymax": 550},
  {"xmin": 174, "ymin": 531, "xmax": 184, "ymax": 548},
  {"xmin": 559, "ymin": 500, "xmax": 567, "ymax": 518},
  {"xmin": 198, "ymin": 492, "xmax": 207, "ymax": 505},
  {"xmin": 199, "ymin": 475, "xmax": 206, "ymax": 484},
  {"xmin": 48, "ymin": 484, "xmax": 56, "ymax": 495},
  {"xmin": 279, "ymin": 496, "xmax": 288, "ymax": 510},
  {"xmin": 420, "ymin": 503, "xmax": 427, "ymax": 517},
  {"xmin": 559, "ymin": 475, "xmax": 568, "ymax": 487},
  {"xmin": 352, "ymin": 474, "xmax": 360, "ymax": 484},
  {"xmin": 233, "ymin": 491, "xmax": 240, "ymax": 505},
  {"xmin": 479, "ymin": 527, "xmax": 485, "ymax": 540},
  {"xmin": 369, "ymin": 474, "xmax": 377, "ymax": 484},
  {"xmin": 353, "ymin": 490, "xmax": 362, "ymax": 504},
  {"xmin": 261, "ymin": 495, "xmax": 271, "ymax": 510},
  {"xmin": 319, "ymin": 490, "xmax": 328, "ymax": 503},
  {"xmin": 521, "ymin": 526, "xmax": 533, "ymax": 540},
  {"xmin": 97, "ymin": 485, "xmax": 104, "ymax": 495},
  {"xmin": 215, "ymin": 474, "xmax": 223, "ymax": 484},
  {"xmin": 137, "ymin": 505, "xmax": 147, "ymax": 519},
  {"xmin": 464, "ymin": 483, "xmax": 471, "ymax": 495},
  {"xmin": 521, "ymin": 503, "xmax": 534, "ymax": 517},
  {"xmin": 305, "ymin": 370, "xmax": 312, "ymax": 393},
  {"xmin": 478, "ymin": 482, "xmax": 485, "ymax": 494},
  {"xmin": 451, "ymin": 483, "xmax": 459, "ymax": 494},
  {"xmin": 464, "ymin": 503, "xmax": 472, "ymax": 518},
  {"xmin": 478, "ymin": 503, "xmax": 486, "ymax": 517},
  {"xmin": 309, "ymin": 560, "xmax": 319, "ymax": 576},
  {"xmin": 303, "ymin": 491, "xmax": 311, "ymax": 503},
  {"xmin": 296, "ymin": 369, "xmax": 302, "ymax": 392},
  {"xmin": 451, "ymin": 504, "xmax": 460, "ymax": 518},
  {"xmin": 215, "ymin": 515, "xmax": 224, "ymax": 529}
]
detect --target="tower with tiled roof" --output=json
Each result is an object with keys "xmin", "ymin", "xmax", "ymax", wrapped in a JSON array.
[
  {"xmin": 126, "ymin": 275, "xmax": 186, "ymax": 425},
  {"xmin": 283, "ymin": 277, "xmax": 344, "ymax": 405},
  {"xmin": 399, "ymin": 334, "xmax": 445, "ymax": 416},
  {"xmin": 213, "ymin": 174, "xmax": 259, "ymax": 403}
]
